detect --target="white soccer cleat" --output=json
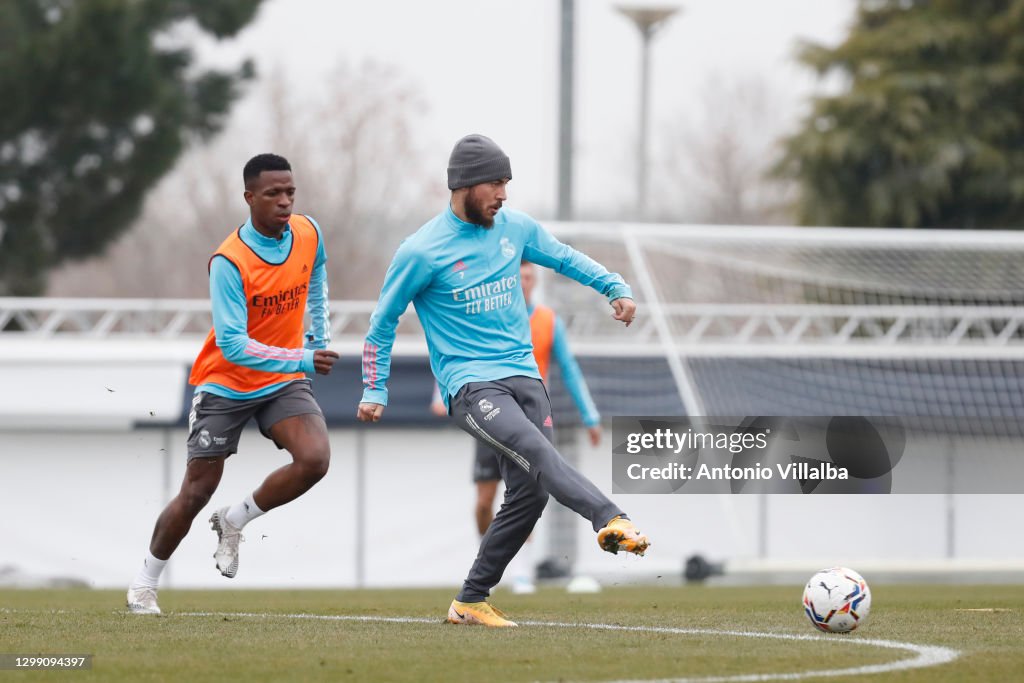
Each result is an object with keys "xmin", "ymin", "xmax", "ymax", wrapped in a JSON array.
[
  {"xmin": 126, "ymin": 586, "xmax": 161, "ymax": 615},
  {"xmin": 209, "ymin": 507, "xmax": 244, "ymax": 578}
]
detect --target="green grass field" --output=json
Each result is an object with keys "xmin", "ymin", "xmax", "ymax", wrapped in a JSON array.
[{"xmin": 2, "ymin": 585, "xmax": 1021, "ymax": 682}]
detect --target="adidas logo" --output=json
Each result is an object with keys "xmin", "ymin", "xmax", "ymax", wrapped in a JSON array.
[
  {"xmin": 302, "ymin": 264, "xmax": 309, "ymax": 273},
  {"xmin": 452, "ymin": 260, "xmax": 467, "ymax": 273},
  {"xmin": 543, "ymin": 415, "xmax": 553, "ymax": 427}
]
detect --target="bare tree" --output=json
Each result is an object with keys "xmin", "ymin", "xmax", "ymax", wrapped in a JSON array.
[
  {"xmin": 48, "ymin": 59, "xmax": 438, "ymax": 299},
  {"xmin": 261, "ymin": 60, "xmax": 442, "ymax": 298},
  {"xmin": 651, "ymin": 74, "xmax": 795, "ymax": 224}
]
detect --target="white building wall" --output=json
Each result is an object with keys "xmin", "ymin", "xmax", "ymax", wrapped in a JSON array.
[{"xmin": 2, "ymin": 424, "xmax": 1022, "ymax": 589}]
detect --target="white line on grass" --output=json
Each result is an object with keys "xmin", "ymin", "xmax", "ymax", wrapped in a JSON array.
[{"xmin": 182, "ymin": 611, "xmax": 960, "ymax": 682}]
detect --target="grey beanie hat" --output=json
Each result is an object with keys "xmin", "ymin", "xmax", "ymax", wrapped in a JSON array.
[{"xmin": 447, "ymin": 134, "xmax": 512, "ymax": 190}]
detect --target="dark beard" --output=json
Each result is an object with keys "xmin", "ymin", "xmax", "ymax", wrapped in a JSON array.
[{"xmin": 464, "ymin": 192, "xmax": 495, "ymax": 228}]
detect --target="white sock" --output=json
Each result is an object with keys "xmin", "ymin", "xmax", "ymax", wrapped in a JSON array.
[
  {"xmin": 225, "ymin": 493, "xmax": 265, "ymax": 530},
  {"xmin": 131, "ymin": 550, "xmax": 168, "ymax": 589}
]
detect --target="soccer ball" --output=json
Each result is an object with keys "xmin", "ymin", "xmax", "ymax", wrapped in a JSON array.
[{"xmin": 802, "ymin": 567, "xmax": 871, "ymax": 633}]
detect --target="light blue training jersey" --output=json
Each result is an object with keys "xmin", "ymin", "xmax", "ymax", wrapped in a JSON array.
[
  {"xmin": 195, "ymin": 216, "xmax": 330, "ymax": 400},
  {"xmin": 430, "ymin": 304, "xmax": 602, "ymax": 426},
  {"xmin": 362, "ymin": 205, "xmax": 631, "ymax": 409}
]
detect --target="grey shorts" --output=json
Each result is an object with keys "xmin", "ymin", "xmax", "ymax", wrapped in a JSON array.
[
  {"xmin": 473, "ymin": 442, "xmax": 501, "ymax": 483},
  {"xmin": 186, "ymin": 379, "xmax": 324, "ymax": 460}
]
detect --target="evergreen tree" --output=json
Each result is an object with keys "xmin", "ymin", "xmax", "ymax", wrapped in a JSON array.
[
  {"xmin": 777, "ymin": 0, "xmax": 1024, "ymax": 229},
  {"xmin": 0, "ymin": 0, "xmax": 262, "ymax": 294}
]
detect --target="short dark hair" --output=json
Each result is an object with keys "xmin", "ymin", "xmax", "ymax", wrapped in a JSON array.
[{"xmin": 243, "ymin": 153, "xmax": 291, "ymax": 188}]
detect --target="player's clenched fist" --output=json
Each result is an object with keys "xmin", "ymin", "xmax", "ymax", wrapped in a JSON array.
[
  {"xmin": 611, "ymin": 297, "xmax": 637, "ymax": 327},
  {"xmin": 313, "ymin": 349, "xmax": 340, "ymax": 375},
  {"xmin": 357, "ymin": 402, "xmax": 384, "ymax": 422}
]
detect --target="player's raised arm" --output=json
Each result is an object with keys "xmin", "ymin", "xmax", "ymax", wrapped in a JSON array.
[{"xmin": 521, "ymin": 218, "xmax": 636, "ymax": 325}]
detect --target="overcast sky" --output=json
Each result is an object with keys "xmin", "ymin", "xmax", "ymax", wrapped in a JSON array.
[{"xmin": 190, "ymin": 0, "xmax": 856, "ymax": 219}]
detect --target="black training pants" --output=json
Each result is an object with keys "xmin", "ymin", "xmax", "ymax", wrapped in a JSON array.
[{"xmin": 450, "ymin": 375, "xmax": 622, "ymax": 602}]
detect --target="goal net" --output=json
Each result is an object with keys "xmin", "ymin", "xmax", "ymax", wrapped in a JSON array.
[
  {"xmin": 542, "ymin": 223, "xmax": 1024, "ymax": 435},
  {"xmin": 536, "ymin": 222, "xmax": 1024, "ymax": 580}
]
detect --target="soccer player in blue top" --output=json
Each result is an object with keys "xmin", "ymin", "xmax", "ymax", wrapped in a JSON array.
[{"xmin": 358, "ymin": 134, "xmax": 650, "ymax": 627}]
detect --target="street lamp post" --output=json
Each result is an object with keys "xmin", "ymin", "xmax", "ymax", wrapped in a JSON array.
[
  {"xmin": 557, "ymin": 0, "xmax": 575, "ymax": 221},
  {"xmin": 616, "ymin": 5, "xmax": 680, "ymax": 217}
]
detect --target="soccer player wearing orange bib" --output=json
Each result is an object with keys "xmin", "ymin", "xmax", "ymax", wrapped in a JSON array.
[{"xmin": 126, "ymin": 154, "xmax": 339, "ymax": 615}]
